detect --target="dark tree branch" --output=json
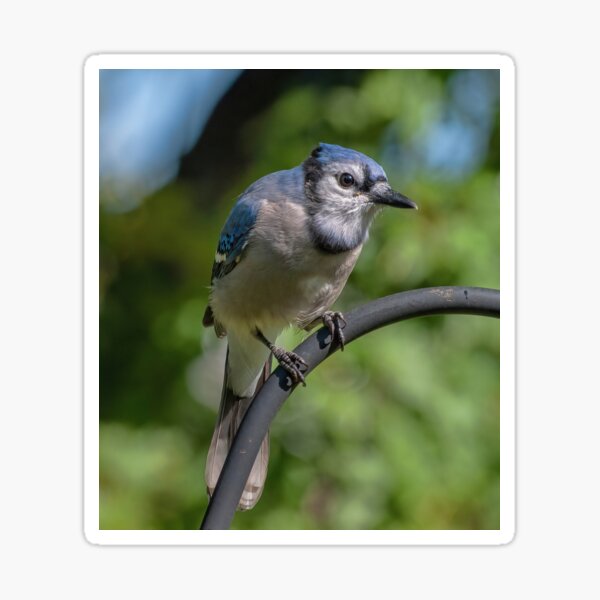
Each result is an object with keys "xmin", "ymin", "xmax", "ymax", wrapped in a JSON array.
[{"xmin": 200, "ymin": 286, "xmax": 500, "ymax": 530}]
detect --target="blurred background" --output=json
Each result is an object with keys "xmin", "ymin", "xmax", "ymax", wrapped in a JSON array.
[{"xmin": 99, "ymin": 68, "xmax": 500, "ymax": 530}]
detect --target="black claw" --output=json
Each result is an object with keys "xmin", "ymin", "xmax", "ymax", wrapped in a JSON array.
[
  {"xmin": 322, "ymin": 311, "xmax": 347, "ymax": 351},
  {"xmin": 289, "ymin": 351, "xmax": 308, "ymax": 367},
  {"xmin": 271, "ymin": 348, "xmax": 307, "ymax": 387},
  {"xmin": 337, "ymin": 327, "xmax": 346, "ymax": 351}
]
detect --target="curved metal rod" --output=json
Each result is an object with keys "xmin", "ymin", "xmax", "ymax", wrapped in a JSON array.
[{"xmin": 200, "ymin": 286, "xmax": 500, "ymax": 530}]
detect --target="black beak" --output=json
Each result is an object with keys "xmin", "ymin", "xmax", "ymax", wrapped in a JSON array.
[{"xmin": 371, "ymin": 186, "xmax": 418, "ymax": 209}]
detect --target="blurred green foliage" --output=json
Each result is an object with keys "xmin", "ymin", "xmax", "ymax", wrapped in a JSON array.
[{"xmin": 100, "ymin": 69, "xmax": 500, "ymax": 530}]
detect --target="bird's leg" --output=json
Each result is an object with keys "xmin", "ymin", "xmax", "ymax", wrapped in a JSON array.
[
  {"xmin": 254, "ymin": 328, "xmax": 308, "ymax": 386},
  {"xmin": 321, "ymin": 311, "xmax": 347, "ymax": 351}
]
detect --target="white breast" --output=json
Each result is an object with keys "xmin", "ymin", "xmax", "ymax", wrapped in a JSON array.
[{"xmin": 210, "ymin": 198, "xmax": 362, "ymax": 333}]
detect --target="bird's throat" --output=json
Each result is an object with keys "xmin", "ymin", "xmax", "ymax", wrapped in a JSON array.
[{"xmin": 309, "ymin": 206, "xmax": 376, "ymax": 254}]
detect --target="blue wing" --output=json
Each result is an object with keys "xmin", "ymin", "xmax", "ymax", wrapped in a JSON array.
[{"xmin": 211, "ymin": 196, "xmax": 260, "ymax": 283}]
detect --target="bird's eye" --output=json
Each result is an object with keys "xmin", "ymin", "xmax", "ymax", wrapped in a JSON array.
[{"xmin": 339, "ymin": 173, "xmax": 355, "ymax": 188}]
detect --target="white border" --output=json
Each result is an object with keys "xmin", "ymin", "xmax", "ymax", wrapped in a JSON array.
[{"xmin": 84, "ymin": 54, "xmax": 515, "ymax": 545}]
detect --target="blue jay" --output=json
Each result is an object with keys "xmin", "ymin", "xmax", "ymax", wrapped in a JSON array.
[{"xmin": 203, "ymin": 143, "xmax": 417, "ymax": 510}]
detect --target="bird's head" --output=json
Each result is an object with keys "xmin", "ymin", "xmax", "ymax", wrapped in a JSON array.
[{"xmin": 303, "ymin": 143, "xmax": 417, "ymax": 253}]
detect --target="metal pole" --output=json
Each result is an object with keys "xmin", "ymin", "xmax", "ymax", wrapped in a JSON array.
[{"xmin": 200, "ymin": 286, "xmax": 500, "ymax": 530}]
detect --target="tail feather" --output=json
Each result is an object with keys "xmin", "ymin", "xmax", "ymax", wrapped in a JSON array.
[{"xmin": 205, "ymin": 348, "xmax": 271, "ymax": 511}]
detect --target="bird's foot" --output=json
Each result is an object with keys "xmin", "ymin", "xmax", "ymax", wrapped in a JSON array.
[
  {"xmin": 322, "ymin": 311, "xmax": 347, "ymax": 351},
  {"xmin": 271, "ymin": 347, "xmax": 308, "ymax": 386}
]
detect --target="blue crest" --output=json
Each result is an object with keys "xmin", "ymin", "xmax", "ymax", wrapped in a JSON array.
[{"xmin": 311, "ymin": 143, "xmax": 387, "ymax": 180}]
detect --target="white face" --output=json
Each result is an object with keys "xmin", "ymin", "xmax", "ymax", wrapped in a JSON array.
[
  {"xmin": 315, "ymin": 163, "xmax": 369, "ymax": 208},
  {"xmin": 309, "ymin": 162, "xmax": 383, "ymax": 253}
]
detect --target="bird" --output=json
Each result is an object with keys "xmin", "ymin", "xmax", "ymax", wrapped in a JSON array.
[{"xmin": 202, "ymin": 143, "xmax": 417, "ymax": 510}]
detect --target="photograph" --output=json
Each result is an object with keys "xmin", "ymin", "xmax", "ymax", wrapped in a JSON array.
[{"xmin": 87, "ymin": 55, "xmax": 514, "ymax": 542}]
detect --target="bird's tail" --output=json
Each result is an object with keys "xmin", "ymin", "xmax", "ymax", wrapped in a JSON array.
[{"xmin": 205, "ymin": 347, "xmax": 271, "ymax": 511}]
